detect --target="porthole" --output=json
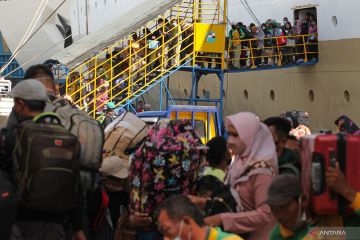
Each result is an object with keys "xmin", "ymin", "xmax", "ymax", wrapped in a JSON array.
[
  {"xmin": 309, "ymin": 90, "xmax": 314, "ymax": 102},
  {"xmin": 270, "ymin": 90, "xmax": 275, "ymax": 101},
  {"xmin": 332, "ymin": 16, "xmax": 338, "ymax": 29},
  {"xmin": 244, "ymin": 89, "xmax": 248, "ymax": 100},
  {"xmin": 344, "ymin": 90, "xmax": 350, "ymax": 103}
]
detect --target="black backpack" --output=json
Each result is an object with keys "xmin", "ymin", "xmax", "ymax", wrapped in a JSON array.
[
  {"xmin": 196, "ymin": 175, "xmax": 237, "ymax": 216},
  {"xmin": 12, "ymin": 112, "xmax": 81, "ymax": 212}
]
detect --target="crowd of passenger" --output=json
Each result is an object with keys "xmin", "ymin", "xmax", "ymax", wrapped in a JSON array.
[
  {"xmin": 228, "ymin": 12, "xmax": 318, "ymax": 69},
  {"xmin": 1, "ymin": 64, "xmax": 359, "ymax": 240},
  {"xmin": 65, "ymin": 17, "xmax": 193, "ymax": 115},
  {"xmin": 64, "ymin": 13, "xmax": 319, "ymax": 116}
]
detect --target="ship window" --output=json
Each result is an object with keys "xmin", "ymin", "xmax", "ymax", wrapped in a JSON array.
[
  {"xmin": 309, "ymin": 90, "xmax": 314, "ymax": 102},
  {"xmin": 344, "ymin": 90, "xmax": 350, "ymax": 103},
  {"xmin": 270, "ymin": 90, "xmax": 275, "ymax": 101},
  {"xmin": 244, "ymin": 89, "xmax": 248, "ymax": 100},
  {"xmin": 332, "ymin": 16, "xmax": 338, "ymax": 29}
]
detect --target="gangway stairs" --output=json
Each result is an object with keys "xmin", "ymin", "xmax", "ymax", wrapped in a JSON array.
[{"xmin": 63, "ymin": 0, "xmax": 318, "ymax": 125}]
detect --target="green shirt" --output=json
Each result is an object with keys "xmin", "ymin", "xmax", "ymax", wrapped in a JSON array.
[
  {"xmin": 206, "ymin": 227, "xmax": 243, "ymax": 240},
  {"xmin": 269, "ymin": 224, "xmax": 310, "ymax": 240},
  {"xmin": 204, "ymin": 167, "xmax": 226, "ymax": 182}
]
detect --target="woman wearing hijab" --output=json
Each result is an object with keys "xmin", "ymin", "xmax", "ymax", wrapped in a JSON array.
[
  {"xmin": 335, "ymin": 115, "xmax": 360, "ymax": 134},
  {"xmin": 201, "ymin": 112, "xmax": 277, "ymax": 239}
]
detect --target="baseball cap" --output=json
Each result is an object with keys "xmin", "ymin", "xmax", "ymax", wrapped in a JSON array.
[
  {"xmin": 265, "ymin": 174, "xmax": 302, "ymax": 206},
  {"xmin": 7, "ymin": 79, "xmax": 48, "ymax": 101},
  {"xmin": 100, "ymin": 156, "xmax": 129, "ymax": 179}
]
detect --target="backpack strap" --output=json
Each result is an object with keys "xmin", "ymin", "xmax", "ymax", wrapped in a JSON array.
[{"xmin": 33, "ymin": 112, "xmax": 62, "ymax": 125}]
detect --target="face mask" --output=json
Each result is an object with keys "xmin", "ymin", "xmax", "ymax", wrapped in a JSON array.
[
  {"xmin": 172, "ymin": 22, "xmax": 177, "ymax": 26},
  {"xmin": 174, "ymin": 220, "xmax": 192, "ymax": 240},
  {"xmin": 283, "ymin": 21, "xmax": 287, "ymax": 25},
  {"xmin": 174, "ymin": 220, "xmax": 184, "ymax": 240}
]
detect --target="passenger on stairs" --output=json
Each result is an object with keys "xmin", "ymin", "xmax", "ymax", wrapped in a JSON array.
[
  {"xmin": 231, "ymin": 23, "xmax": 244, "ymax": 68},
  {"xmin": 170, "ymin": 19, "xmax": 182, "ymax": 67},
  {"xmin": 155, "ymin": 18, "xmax": 172, "ymax": 70}
]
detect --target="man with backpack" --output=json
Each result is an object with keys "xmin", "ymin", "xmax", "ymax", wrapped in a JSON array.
[
  {"xmin": 2, "ymin": 79, "xmax": 85, "ymax": 240},
  {"xmin": 5, "ymin": 65, "xmax": 90, "ymax": 240}
]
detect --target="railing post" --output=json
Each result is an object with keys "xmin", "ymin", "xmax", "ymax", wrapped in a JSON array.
[
  {"xmin": 303, "ymin": 35, "xmax": 308, "ymax": 62},
  {"xmin": 161, "ymin": 15, "xmax": 165, "ymax": 71},
  {"xmin": 144, "ymin": 33, "xmax": 147, "ymax": 86},
  {"xmin": 128, "ymin": 38, "xmax": 133, "ymax": 102},
  {"xmin": 110, "ymin": 49, "xmax": 113, "ymax": 100},
  {"xmin": 79, "ymin": 73, "xmax": 83, "ymax": 108},
  {"xmin": 276, "ymin": 36, "xmax": 282, "ymax": 66},
  {"xmin": 249, "ymin": 39, "xmax": 256, "ymax": 68},
  {"xmin": 65, "ymin": 74, "xmax": 69, "ymax": 95},
  {"xmin": 93, "ymin": 57, "xmax": 97, "ymax": 119}
]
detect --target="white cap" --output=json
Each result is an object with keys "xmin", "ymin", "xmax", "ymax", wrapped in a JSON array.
[
  {"xmin": 7, "ymin": 79, "xmax": 47, "ymax": 101},
  {"xmin": 100, "ymin": 156, "xmax": 129, "ymax": 179}
]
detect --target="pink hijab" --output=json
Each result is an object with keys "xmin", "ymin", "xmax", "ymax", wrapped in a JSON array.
[{"xmin": 225, "ymin": 112, "xmax": 278, "ymax": 186}]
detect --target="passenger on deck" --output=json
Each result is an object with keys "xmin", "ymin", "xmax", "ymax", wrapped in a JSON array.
[
  {"xmin": 282, "ymin": 21, "xmax": 295, "ymax": 65},
  {"xmin": 231, "ymin": 23, "xmax": 244, "ymax": 68},
  {"xmin": 250, "ymin": 25, "xmax": 263, "ymax": 67},
  {"xmin": 198, "ymin": 112, "xmax": 277, "ymax": 240},
  {"xmin": 308, "ymin": 19, "xmax": 318, "ymax": 61}
]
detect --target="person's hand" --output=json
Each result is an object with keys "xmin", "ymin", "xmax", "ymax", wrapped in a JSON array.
[
  {"xmin": 204, "ymin": 214, "xmax": 222, "ymax": 227},
  {"xmin": 128, "ymin": 212, "xmax": 152, "ymax": 226},
  {"xmin": 326, "ymin": 162, "xmax": 356, "ymax": 203},
  {"xmin": 72, "ymin": 230, "xmax": 87, "ymax": 240},
  {"xmin": 188, "ymin": 195, "xmax": 208, "ymax": 208}
]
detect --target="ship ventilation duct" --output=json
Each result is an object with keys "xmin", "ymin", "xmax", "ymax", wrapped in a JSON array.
[{"xmin": 52, "ymin": 0, "xmax": 182, "ymax": 68}]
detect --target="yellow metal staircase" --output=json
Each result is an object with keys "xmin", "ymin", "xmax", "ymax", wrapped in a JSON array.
[{"xmin": 65, "ymin": 0, "xmax": 216, "ymax": 119}]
